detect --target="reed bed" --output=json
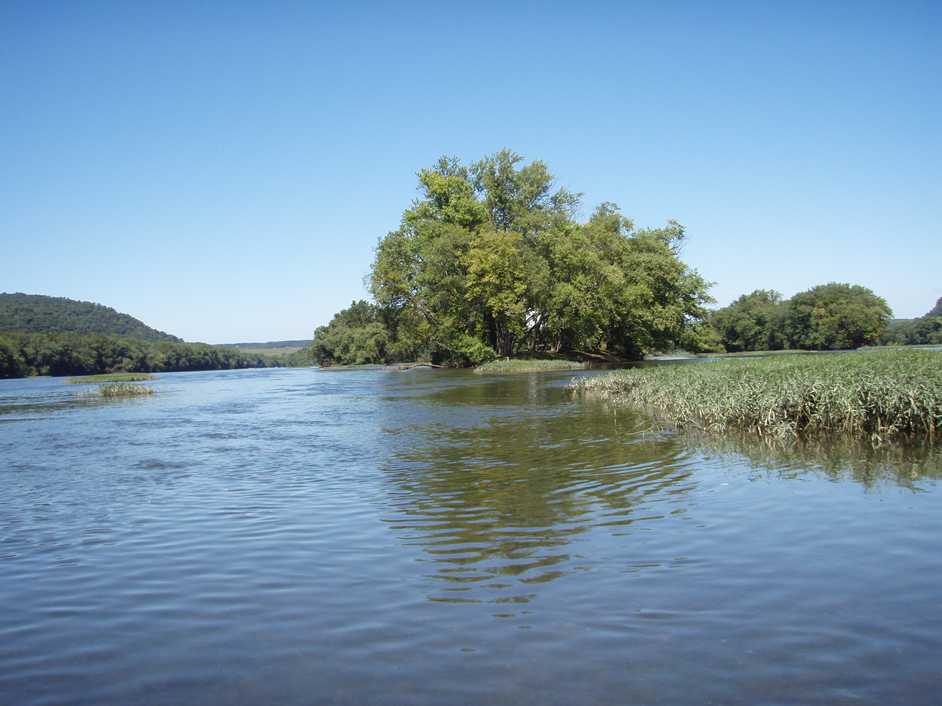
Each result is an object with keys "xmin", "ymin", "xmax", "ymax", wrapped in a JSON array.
[
  {"xmin": 475, "ymin": 358, "xmax": 586, "ymax": 375},
  {"xmin": 572, "ymin": 351, "xmax": 942, "ymax": 442},
  {"xmin": 68, "ymin": 372, "xmax": 155, "ymax": 384},
  {"xmin": 98, "ymin": 383, "xmax": 155, "ymax": 398}
]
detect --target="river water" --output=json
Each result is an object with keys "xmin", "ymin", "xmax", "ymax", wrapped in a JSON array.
[{"xmin": 1, "ymin": 367, "xmax": 940, "ymax": 705}]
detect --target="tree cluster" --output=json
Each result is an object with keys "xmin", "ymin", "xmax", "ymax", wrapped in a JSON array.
[
  {"xmin": 710, "ymin": 283, "xmax": 893, "ymax": 352},
  {"xmin": 312, "ymin": 151, "xmax": 712, "ymax": 366},
  {"xmin": 0, "ymin": 331, "xmax": 289, "ymax": 379}
]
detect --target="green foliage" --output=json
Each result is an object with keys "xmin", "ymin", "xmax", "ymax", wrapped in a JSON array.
[
  {"xmin": 782, "ymin": 283, "xmax": 891, "ymax": 350},
  {"xmin": 368, "ymin": 150, "xmax": 712, "ymax": 364},
  {"xmin": 311, "ymin": 300, "xmax": 396, "ymax": 366},
  {"xmin": 0, "ymin": 331, "xmax": 284, "ymax": 379},
  {"xmin": 711, "ymin": 283, "xmax": 892, "ymax": 352},
  {"xmin": 0, "ymin": 293, "xmax": 180, "ymax": 341},
  {"xmin": 881, "ymin": 297, "xmax": 942, "ymax": 346},
  {"xmin": 450, "ymin": 334, "xmax": 497, "ymax": 367},
  {"xmin": 711, "ymin": 290, "xmax": 785, "ymax": 352},
  {"xmin": 573, "ymin": 350, "xmax": 942, "ymax": 442}
]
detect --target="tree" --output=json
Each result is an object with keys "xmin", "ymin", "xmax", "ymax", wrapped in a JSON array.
[
  {"xmin": 368, "ymin": 150, "xmax": 712, "ymax": 364},
  {"xmin": 711, "ymin": 290, "xmax": 785, "ymax": 352},
  {"xmin": 311, "ymin": 301, "xmax": 390, "ymax": 366},
  {"xmin": 782, "ymin": 283, "xmax": 891, "ymax": 350}
]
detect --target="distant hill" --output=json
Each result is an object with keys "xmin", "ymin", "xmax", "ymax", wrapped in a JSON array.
[
  {"xmin": 0, "ymin": 293, "xmax": 180, "ymax": 342},
  {"xmin": 221, "ymin": 339, "xmax": 311, "ymax": 350},
  {"xmin": 927, "ymin": 297, "xmax": 942, "ymax": 318},
  {"xmin": 220, "ymin": 339, "xmax": 311, "ymax": 356}
]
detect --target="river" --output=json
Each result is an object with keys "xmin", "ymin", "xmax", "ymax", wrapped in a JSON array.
[{"xmin": 1, "ymin": 367, "xmax": 940, "ymax": 705}]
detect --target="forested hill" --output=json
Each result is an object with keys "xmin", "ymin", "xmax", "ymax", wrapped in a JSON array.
[{"xmin": 0, "ymin": 293, "xmax": 180, "ymax": 342}]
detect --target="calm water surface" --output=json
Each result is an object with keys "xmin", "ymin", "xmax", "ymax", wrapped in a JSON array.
[{"xmin": 1, "ymin": 368, "xmax": 941, "ymax": 705}]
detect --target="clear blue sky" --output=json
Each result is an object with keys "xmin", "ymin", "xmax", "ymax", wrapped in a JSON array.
[{"xmin": 2, "ymin": 1, "xmax": 939, "ymax": 343}]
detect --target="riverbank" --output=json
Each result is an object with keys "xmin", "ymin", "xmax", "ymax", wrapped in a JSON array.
[
  {"xmin": 572, "ymin": 350, "xmax": 942, "ymax": 442},
  {"xmin": 67, "ymin": 372, "xmax": 156, "ymax": 384},
  {"xmin": 474, "ymin": 358, "xmax": 586, "ymax": 375}
]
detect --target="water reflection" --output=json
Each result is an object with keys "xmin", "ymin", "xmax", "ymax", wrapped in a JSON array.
[
  {"xmin": 382, "ymin": 396, "xmax": 697, "ymax": 604},
  {"xmin": 579, "ymin": 393, "xmax": 942, "ymax": 489},
  {"xmin": 690, "ymin": 432, "xmax": 942, "ymax": 489}
]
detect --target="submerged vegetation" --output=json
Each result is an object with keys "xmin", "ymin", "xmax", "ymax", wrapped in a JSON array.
[
  {"xmin": 312, "ymin": 150, "xmax": 713, "ymax": 367},
  {"xmin": 572, "ymin": 350, "xmax": 942, "ymax": 442},
  {"xmin": 67, "ymin": 372, "xmax": 156, "ymax": 384},
  {"xmin": 474, "ymin": 358, "xmax": 585, "ymax": 375},
  {"xmin": 98, "ymin": 382, "xmax": 155, "ymax": 398}
]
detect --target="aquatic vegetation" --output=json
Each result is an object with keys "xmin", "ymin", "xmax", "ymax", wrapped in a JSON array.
[
  {"xmin": 572, "ymin": 350, "xmax": 942, "ymax": 442},
  {"xmin": 475, "ymin": 358, "xmax": 585, "ymax": 374},
  {"xmin": 67, "ymin": 372, "xmax": 156, "ymax": 384},
  {"xmin": 98, "ymin": 382, "xmax": 155, "ymax": 397}
]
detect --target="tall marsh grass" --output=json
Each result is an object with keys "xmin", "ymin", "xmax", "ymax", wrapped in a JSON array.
[{"xmin": 572, "ymin": 351, "xmax": 942, "ymax": 442}]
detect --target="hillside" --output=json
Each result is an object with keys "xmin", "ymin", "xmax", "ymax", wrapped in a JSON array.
[
  {"xmin": 927, "ymin": 297, "xmax": 942, "ymax": 318},
  {"xmin": 219, "ymin": 339, "xmax": 311, "ymax": 355},
  {"xmin": 0, "ymin": 293, "xmax": 180, "ymax": 342}
]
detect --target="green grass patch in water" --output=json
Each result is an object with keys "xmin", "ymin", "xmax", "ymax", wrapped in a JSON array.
[
  {"xmin": 67, "ymin": 372, "xmax": 156, "ymax": 384},
  {"xmin": 572, "ymin": 350, "xmax": 942, "ymax": 442},
  {"xmin": 475, "ymin": 358, "xmax": 585, "ymax": 375},
  {"xmin": 98, "ymin": 383, "xmax": 155, "ymax": 398}
]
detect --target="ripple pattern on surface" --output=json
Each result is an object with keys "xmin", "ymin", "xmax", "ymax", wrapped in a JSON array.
[{"xmin": 1, "ymin": 368, "xmax": 941, "ymax": 706}]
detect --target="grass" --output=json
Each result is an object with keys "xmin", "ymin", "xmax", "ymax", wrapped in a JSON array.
[
  {"xmin": 696, "ymin": 349, "xmax": 818, "ymax": 358},
  {"xmin": 475, "ymin": 358, "xmax": 586, "ymax": 375},
  {"xmin": 572, "ymin": 350, "xmax": 942, "ymax": 442},
  {"xmin": 98, "ymin": 382, "xmax": 155, "ymax": 397},
  {"xmin": 67, "ymin": 372, "xmax": 155, "ymax": 384}
]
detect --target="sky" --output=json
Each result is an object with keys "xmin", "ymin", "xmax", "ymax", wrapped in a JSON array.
[{"xmin": 1, "ymin": 1, "xmax": 939, "ymax": 343}]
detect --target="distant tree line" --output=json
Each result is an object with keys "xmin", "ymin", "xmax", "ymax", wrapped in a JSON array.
[
  {"xmin": 880, "ymin": 296, "xmax": 942, "ymax": 346},
  {"xmin": 708, "ymin": 283, "xmax": 940, "ymax": 352},
  {"xmin": 0, "ymin": 332, "xmax": 295, "ymax": 379},
  {"xmin": 312, "ymin": 150, "xmax": 714, "ymax": 367}
]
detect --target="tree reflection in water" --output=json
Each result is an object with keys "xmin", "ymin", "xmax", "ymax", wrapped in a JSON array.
[{"xmin": 381, "ymin": 391, "xmax": 698, "ymax": 604}]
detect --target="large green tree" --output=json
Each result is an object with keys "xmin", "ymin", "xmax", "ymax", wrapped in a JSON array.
[
  {"xmin": 711, "ymin": 289, "xmax": 786, "ymax": 352},
  {"xmin": 782, "ymin": 283, "xmax": 891, "ymax": 350},
  {"xmin": 311, "ymin": 300, "xmax": 391, "ymax": 366},
  {"xmin": 368, "ymin": 150, "xmax": 712, "ymax": 364}
]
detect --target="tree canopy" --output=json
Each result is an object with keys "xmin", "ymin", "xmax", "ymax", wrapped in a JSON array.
[
  {"xmin": 710, "ymin": 289, "xmax": 785, "ymax": 352},
  {"xmin": 711, "ymin": 283, "xmax": 892, "ymax": 351},
  {"xmin": 0, "ymin": 293, "xmax": 180, "ymax": 341},
  {"xmin": 782, "ymin": 283, "xmax": 891, "ymax": 350},
  {"xmin": 311, "ymin": 301, "xmax": 390, "ymax": 367},
  {"xmin": 329, "ymin": 150, "xmax": 713, "ymax": 366}
]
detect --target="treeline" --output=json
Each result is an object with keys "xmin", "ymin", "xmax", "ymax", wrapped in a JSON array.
[
  {"xmin": 312, "ymin": 150, "xmax": 713, "ymax": 367},
  {"xmin": 882, "ymin": 297, "xmax": 942, "ymax": 345},
  {"xmin": 0, "ymin": 331, "xmax": 292, "ymax": 379},
  {"xmin": 710, "ymin": 284, "xmax": 940, "ymax": 352},
  {"xmin": 0, "ymin": 293, "xmax": 180, "ymax": 341}
]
